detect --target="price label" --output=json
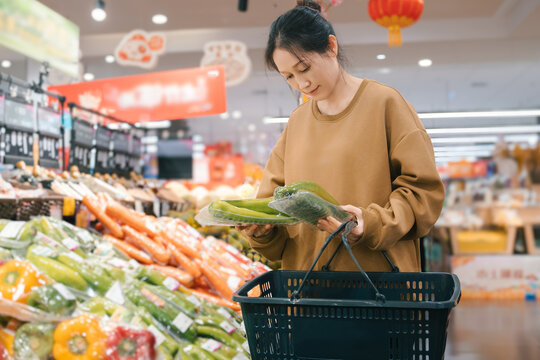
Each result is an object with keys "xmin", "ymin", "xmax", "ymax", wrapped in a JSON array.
[
  {"xmin": 233, "ymin": 353, "xmax": 250, "ymax": 360},
  {"xmin": 108, "ymin": 258, "xmax": 128, "ymax": 269},
  {"xmin": 62, "ymin": 238, "xmax": 80, "ymax": 251},
  {"xmin": 128, "ymin": 259, "xmax": 140, "ymax": 268},
  {"xmin": 227, "ymin": 276, "xmax": 243, "ymax": 291},
  {"xmin": 35, "ymin": 232, "xmax": 60, "ymax": 248},
  {"xmin": 105, "ymin": 281, "xmax": 125, "ymax": 305},
  {"xmin": 66, "ymin": 251, "xmax": 84, "ymax": 262},
  {"xmin": 172, "ymin": 312, "xmax": 193, "ymax": 333},
  {"xmin": 163, "ymin": 277, "xmax": 180, "ymax": 291},
  {"xmin": 153, "ymin": 198, "xmax": 161, "ymax": 217},
  {"xmin": 220, "ymin": 320, "xmax": 236, "ymax": 334},
  {"xmin": 201, "ymin": 339, "xmax": 222, "ymax": 352},
  {"xmin": 240, "ymin": 321, "xmax": 246, "ymax": 333},
  {"xmin": 186, "ymin": 295, "xmax": 201, "ymax": 307},
  {"xmin": 78, "ymin": 231, "xmax": 94, "ymax": 243},
  {"xmin": 242, "ymin": 340, "xmax": 251, "ymax": 354},
  {"xmin": 32, "ymin": 245, "xmax": 57, "ymax": 258},
  {"xmin": 217, "ymin": 308, "xmax": 233, "ymax": 320},
  {"xmin": 135, "ymin": 200, "xmax": 144, "ymax": 213},
  {"xmin": 53, "ymin": 283, "xmax": 76, "ymax": 300},
  {"xmin": 147, "ymin": 325, "xmax": 166, "ymax": 346},
  {"xmin": 0, "ymin": 221, "xmax": 25, "ymax": 238}
]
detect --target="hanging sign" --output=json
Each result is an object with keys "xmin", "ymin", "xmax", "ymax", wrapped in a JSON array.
[
  {"xmin": 2, "ymin": 97, "xmax": 35, "ymax": 165},
  {"xmin": 70, "ymin": 119, "xmax": 94, "ymax": 173},
  {"xmin": 201, "ymin": 40, "xmax": 251, "ymax": 87},
  {"xmin": 94, "ymin": 125, "xmax": 111, "ymax": 174},
  {"xmin": 111, "ymin": 131, "xmax": 130, "ymax": 177},
  {"xmin": 37, "ymin": 107, "xmax": 61, "ymax": 168},
  {"xmin": 115, "ymin": 30, "xmax": 166, "ymax": 69},
  {"xmin": 49, "ymin": 66, "xmax": 226, "ymax": 123}
]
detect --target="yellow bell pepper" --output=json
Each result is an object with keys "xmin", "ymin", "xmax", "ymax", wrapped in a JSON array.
[
  {"xmin": 0, "ymin": 328, "xmax": 15, "ymax": 357},
  {"xmin": 53, "ymin": 315, "xmax": 105, "ymax": 360},
  {"xmin": 0, "ymin": 260, "xmax": 48, "ymax": 303}
]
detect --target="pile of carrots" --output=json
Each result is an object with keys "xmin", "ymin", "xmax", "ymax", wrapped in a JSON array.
[{"xmin": 82, "ymin": 194, "xmax": 268, "ymax": 312}]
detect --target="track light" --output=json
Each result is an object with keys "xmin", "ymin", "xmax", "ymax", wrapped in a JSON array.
[
  {"xmin": 238, "ymin": 0, "xmax": 248, "ymax": 12},
  {"xmin": 92, "ymin": 0, "xmax": 106, "ymax": 22}
]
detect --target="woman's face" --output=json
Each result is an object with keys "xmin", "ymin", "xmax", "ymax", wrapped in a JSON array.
[{"xmin": 273, "ymin": 46, "xmax": 340, "ymax": 101}]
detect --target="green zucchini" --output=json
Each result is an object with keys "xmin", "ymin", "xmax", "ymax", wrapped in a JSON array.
[
  {"xmin": 273, "ymin": 181, "xmax": 340, "ymax": 205},
  {"xmin": 209, "ymin": 200, "xmax": 297, "ymax": 225},
  {"xmin": 224, "ymin": 197, "xmax": 280, "ymax": 215}
]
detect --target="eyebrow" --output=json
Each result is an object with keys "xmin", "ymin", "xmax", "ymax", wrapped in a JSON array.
[{"xmin": 279, "ymin": 60, "xmax": 307, "ymax": 75}]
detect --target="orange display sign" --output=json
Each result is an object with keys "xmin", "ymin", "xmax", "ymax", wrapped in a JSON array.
[{"xmin": 48, "ymin": 65, "xmax": 226, "ymax": 123}]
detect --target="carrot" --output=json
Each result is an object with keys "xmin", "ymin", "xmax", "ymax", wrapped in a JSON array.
[
  {"xmin": 196, "ymin": 258, "xmax": 233, "ymax": 301},
  {"xmin": 189, "ymin": 288, "xmax": 241, "ymax": 312},
  {"xmin": 195, "ymin": 276, "xmax": 211, "ymax": 290},
  {"xmin": 83, "ymin": 196, "xmax": 124, "ymax": 239},
  {"xmin": 104, "ymin": 234, "xmax": 154, "ymax": 265},
  {"xmin": 167, "ymin": 243, "xmax": 201, "ymax": 278},
  {"xmin": 106, "ymin": 203, "xmax": 159, "ymax": 237},
  {"xmin": 123, "ymin": 226, "xmax": 170, "ymax": 264},
  {"xmin": 159, "ymin": 230, "xmax": 201, "ymax": 260},
  {"xmin": 150, "ymin": 265, "xmax": 194, "ymax": 288},
  {"xmin": 208, "ymin": 248, "xmax": 251, "ymax": 279}
]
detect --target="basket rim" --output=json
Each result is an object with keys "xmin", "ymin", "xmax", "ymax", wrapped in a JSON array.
[{"xmin": 233, "ymin": 270, "xmax": 461, "ymax": 310}]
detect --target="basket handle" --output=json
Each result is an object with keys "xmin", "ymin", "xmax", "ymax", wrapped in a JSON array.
[{"xmin": 290, "ymin": 220, "xmax": 386, "ymax": 303}]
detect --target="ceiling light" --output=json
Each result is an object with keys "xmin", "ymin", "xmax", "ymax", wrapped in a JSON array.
[
  {"xmin": 232, "ymin": 110, "xmax": 242, "ymax": 119},
  {"xmin": 152, "ymin": 14, "xmax": 168, "ymax": 24},
  {"xmin": 378, "ymin": 68, "xmax": 391, "ymax": 74},
  {"xmin": 418, "ymin": 59, "xmax": 432, "ymax": 67},
  {"xmin": 430, "ymin": 135, "xmax": 539, "ymax": 145},
  {"xmin": 134, "ymin": 120, "xmax": 171, "ymax": 129},
  {"xmin": 427, "ymin": 125, "xmax": 540, "ymax": 135},
  {"xmin": 1, "ymin": 60, "xmax": 11, "ymax": 68},
  {"xmin": 376, "ymin": 54, "xmax": 386, "ymax": 60},
  {"xmin": 91, "ymin": 0, "xmax": 106, "ymax": 22},
  {"xmin": 263, "ymin": 116, "xmax": 288, "ymax": 124},
  {"xmin": 219, "ymin": 112, "xmax": 230, "ymax": 120},
  {"xmin": 248, "ymin": 124, "xmax": 256, "ymax": 132},
  {"xmin": 105, "ymin": 55, "xmax": 115, "ymax": 63},
  {"xmin": 83, "ymin": 73, "xmax": 95, "ymax": 81},
  {"xmin": 419, "ymin": 109, "xmax": 540, "ymax": 119},
  {"xmin": 434, "ymin": 145, "xmax": 495, "ymax": 152}
]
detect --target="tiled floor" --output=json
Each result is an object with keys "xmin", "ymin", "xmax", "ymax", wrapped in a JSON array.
[{"xmin": 444, "ymin": 300, "xmax": 540, "ymax": 359}]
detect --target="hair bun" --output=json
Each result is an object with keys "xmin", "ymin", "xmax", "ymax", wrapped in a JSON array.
[{"xmin": 296, "ymin": 0, "xmax": 322, "ymax": 14}]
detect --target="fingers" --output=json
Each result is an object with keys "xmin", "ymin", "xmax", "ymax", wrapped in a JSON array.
[{"xmin": 238, "ymin": 224, "xmax": 274, "ymax": 238}]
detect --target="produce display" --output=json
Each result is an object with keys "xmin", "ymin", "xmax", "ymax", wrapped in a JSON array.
[{"xmin": 0, "ymin": 216, "xmax": 253, "ymax": 359}]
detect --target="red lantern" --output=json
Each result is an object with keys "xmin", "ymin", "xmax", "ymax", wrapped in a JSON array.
[{"xmin": 368, "ymin": 0, "xmax": 424, "ymax": 47}]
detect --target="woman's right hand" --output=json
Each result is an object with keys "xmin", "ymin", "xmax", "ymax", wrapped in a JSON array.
[{"xmin": 236, "ymin": 224, "xmax": 275, "ymax": 238}]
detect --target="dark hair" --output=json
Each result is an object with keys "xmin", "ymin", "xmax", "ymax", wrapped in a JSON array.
[{"xmin": 265, "ymin": 0, "xmax": 345, "ymax": 72}]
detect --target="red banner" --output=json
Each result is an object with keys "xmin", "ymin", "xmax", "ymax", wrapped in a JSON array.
[{"xmin": 48, "ymin": 65, "xmax": 226, "ymax": 123}]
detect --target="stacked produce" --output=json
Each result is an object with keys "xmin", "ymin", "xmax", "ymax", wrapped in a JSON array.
[{"xmin": 0, "ymin": 217, "xmax": 250, "ymax": 359}]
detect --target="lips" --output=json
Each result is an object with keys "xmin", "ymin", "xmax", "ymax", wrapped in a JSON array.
[{"xmin": 307, "ymin": 86, "xmax": 319, "ymax": 96}]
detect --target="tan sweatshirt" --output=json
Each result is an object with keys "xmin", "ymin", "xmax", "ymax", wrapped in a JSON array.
[{"xmin": 249, "ymin": 79, "xmax": 444, "ymax": 272}]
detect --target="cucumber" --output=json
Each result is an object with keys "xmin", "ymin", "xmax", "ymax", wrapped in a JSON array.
[
  {"xmin": 224, "ymin": 197, "xmax": 280, "ymax": 215},
  {"xmin": 209, "ymin": 200, "xmax": 297, "ymax": 225},
  {"xmin": 273, "ymin": 181, "xmax": 340, "ymax": 205}
]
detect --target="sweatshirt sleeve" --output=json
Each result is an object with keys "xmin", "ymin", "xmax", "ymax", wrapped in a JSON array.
[
  {"xmin": 247, "ymin": 126, "xmax": 291, "ymax": 261},
  {"xmin": 356, "ymin": 91, "xmax": 445, "ymax": 251}
]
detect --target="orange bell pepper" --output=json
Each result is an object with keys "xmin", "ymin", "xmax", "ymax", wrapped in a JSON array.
[{"xmin": 0, "ymin": 260, "xmax": 48, "ymax": 303}]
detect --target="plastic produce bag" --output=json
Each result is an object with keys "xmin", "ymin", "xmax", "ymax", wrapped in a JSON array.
[
  {"xmin": 269, "ymin": 190, "xmax": 351, "ymax": 226},
  {"xmin": 195, "ymin": 204, "xmax": 299, "ymax": 226}
]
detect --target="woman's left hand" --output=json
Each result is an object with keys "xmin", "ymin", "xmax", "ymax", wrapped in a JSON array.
[{"xmin": 317, "ymin": 205, "xmax": 364, "ymax": 244}]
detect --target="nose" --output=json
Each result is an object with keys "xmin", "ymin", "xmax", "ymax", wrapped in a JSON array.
[{"xmin": 297, "ymin": 76, "xmax": 310, "ymax": 90}]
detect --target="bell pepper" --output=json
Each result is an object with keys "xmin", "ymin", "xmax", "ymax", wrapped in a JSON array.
[
  {"xmin": 0, "ymin": 260, "xmax": 48, "ymax": 302},
  {"xmin": 13, "ymin": 323, "xmax": 54, "ymax": 360},
  {"xmin": 27, "ymin": 284, "xmax": 76, "ymax": 316},
  {"xmin": 0, "ymin": 328, "xmax": 14, "ymax": 358},
  {"xmin": 105, "ymin": 326, "xmax": 155, "ymax": 360},
  {"xmin": 53, "ymin": 314, "xmax": 105, "ymax": 360}
]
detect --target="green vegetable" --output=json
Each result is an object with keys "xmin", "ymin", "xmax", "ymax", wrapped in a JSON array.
[
  {"xmin": 273, "ymin": 180, "xmax": 340, "ymax": 204},
  {"xmin": 194, "ymin": 338, "xmax": 244, "ymax": 360},
  {"xmin": 182, "ymin": 344, "xmax": 214, "ymax": 360},
  {"xmin": 209, "ymin": 200, "xmax": 297, "ymax": 225},
  {"xmin": 137, "ymin": 282, "xmax": 197, "ymax": 315},
  {"xmin": 13, "ymin": 323, "xmax": 54, "ymax": 360},
  {"xmin": 79, "ymin": 297, "xmax": 119, "ymax": 317},
  {"xmin": 135, "ymin": 266, "xmax": 168, "ymax": 286},
  {"xmin": 27, "ymin": 284, "xmax": 76, "ymax": 316},
  {"xmin": 26, "ymin": 246, "xmax": 88, "ymax": 291},
  {"xmin": 56, "ymin": 253, "xmax": 112, "ymax": 295},
  {"xmin": 224, "ymin": 197, "xmax": 280, "ymax": 215}
]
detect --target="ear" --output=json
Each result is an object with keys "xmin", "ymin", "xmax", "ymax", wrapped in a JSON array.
[{"xmin": 328, "ymin": 35, "xmax": 338, "ymax": 57}]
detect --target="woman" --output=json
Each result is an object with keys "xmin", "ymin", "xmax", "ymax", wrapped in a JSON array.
[{"xmin": 240, "ymin": 0, "xmax": 444, "ymax": 272}]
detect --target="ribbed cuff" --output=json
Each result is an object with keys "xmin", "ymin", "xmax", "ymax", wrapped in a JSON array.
[{"xmin": 355, "ymin": 207, "xmax": 381, "ymax": 250}]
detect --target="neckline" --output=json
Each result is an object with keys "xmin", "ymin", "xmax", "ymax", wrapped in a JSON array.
[{"xmin": 312, "ymin": 79, "xmax": 369, "ymax": 122}]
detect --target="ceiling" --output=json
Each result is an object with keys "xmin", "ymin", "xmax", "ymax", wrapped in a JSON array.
[{"xmin": 1, "ymin": 0, "xmax": 540, "ymax": 164}]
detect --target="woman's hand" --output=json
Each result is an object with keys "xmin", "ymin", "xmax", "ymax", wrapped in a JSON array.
[
  {"xmin": 317, "ymin": 205, "xmax": 364, "ymax": 244},
  {"xmin": 235, "ymin": 224, "xmax": 275, "ymax": 238}
]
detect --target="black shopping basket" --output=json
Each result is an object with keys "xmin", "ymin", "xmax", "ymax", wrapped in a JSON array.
[{"xmin": 233, "ymin": 221, "xmax": 461, "ymax": 360}]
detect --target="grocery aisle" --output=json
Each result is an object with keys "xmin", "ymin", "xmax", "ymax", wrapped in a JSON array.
[{"xmin": 445, "ymin": 300, "xmax": 540, "ymax": 359}]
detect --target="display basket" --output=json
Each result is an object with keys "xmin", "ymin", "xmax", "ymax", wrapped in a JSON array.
[
  {"xmin": 233, "ymin": 221, "xmax": 461, "ymax": 360},
  {"xmin": 0, "ymin": 196, "xmax": 64, "ymax": 221}
]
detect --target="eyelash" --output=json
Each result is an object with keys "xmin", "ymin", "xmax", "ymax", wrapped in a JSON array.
[{"xmin": 286, "ymin": 67, "xmax": 310, "ymax": 80}]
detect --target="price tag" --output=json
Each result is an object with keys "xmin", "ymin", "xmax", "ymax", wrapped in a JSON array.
[
  {"xmin": 217, "ymin": 308, "xmax": 233, "ymax": 320},
  {"xmin": 240, "ymin": 321, "xmax": 246, "ymax": 333},
  {"xmin": 242, "ymin": 340, "xmax": 251, "ymax": 354},
  {"xmin": 0, "ymin": 221, "xmax": 25, "ymax": 238},
  {"xmin": 227, "ymin": 276, "xmax": 243, "ymax": 291},
  {"xmin": 62, "ymin": 238, "xmax": 80, "ymax": 251},
  {"xmin": 32, "ymin": 245, "xmax": 57, "ymax": 258},
  {"xmin": 50, "ymin": 204, "xmax": 62, "ymax": 220},
  {"xmin": 153, "ymin": 198, "xmax": 161, "ymax": 217},
  {"xmin": 163, "ymin": 277, "xmax": 180, "ymax": 291},
  {"xmin": 172, "ymin": 312, "xmax": 193, "ymax": 333},
  {"xmin": 105, "ymin": 281, "xmax": 125, "ymax": 305},
  {"xmin": 53, "ymin": 283, "xmax": 76, "ymax": 300},
  {"xmin": 128, "ymin": 259, "xmax": 140, "ymax": 268},
  {"xmin": 162, "ymin": 201, "xmax": 170, "ymax": 216},
  {"xmin": 233, "ymin": 353, "xmax": 250, "ymax": 360},
  {"xmin": 135, "ymin": 200, "xmax": 144, "ymax": 213},
  {"xmin": 147, "ymin": 325, "xmax": 166, "ymax": 346},
  {"xmin": 66, "ymin": 251, "xmax": 84, "ymax": 262},
  {"xmin": 201, "ymin": 339, "xmax": 222, "ymax": 352},
  {"xmin": 186, "ymin": 295, "xmax": 201, "ymax": 307},
  {"xmin": 78, "ymin": 231, "xmax": 94, "ymax": 243},
  {"xmin": 35, "ymin": 232, "xmax": 60, "ymax": 248},
  {"xmin": 220, "ymin": 320, "xmax": 236, "ymax": 334}
]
